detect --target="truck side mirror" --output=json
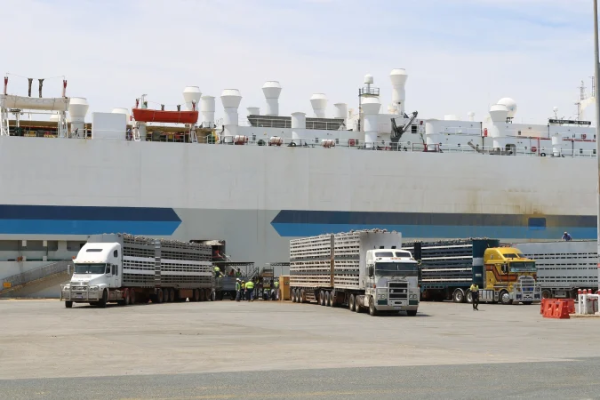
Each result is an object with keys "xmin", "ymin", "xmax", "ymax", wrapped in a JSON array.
[
  {"xmin": 502, "ymin": 264, "xmax": 508, "ymax": 274},
  {"xmin": 368, "ymin": 266, "xmax": 374, "ymax": 277}
]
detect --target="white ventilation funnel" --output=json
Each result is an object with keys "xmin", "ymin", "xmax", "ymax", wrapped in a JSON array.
[
  {"xmin": 489, "ymin": 104, "xmax": 510, "ymax": 123},
  {"xmin": 467, "ymin": 111, "xmax": 475, "ymax": 121},
  {"xmin": 68, "ymin": 97, "xmax": 89, "ymax": 133},
  {"xmin": 390, "ymin": 68, "xmax": 408, "ymax": 116},
  {"xmin": 247, "ymin": 107, "xmax": 260, "ymax": 116},
  {"xmin": 112, "ymin": 108, "xmax": 131, "ymax": 125},
  {"xmin": 444, "ymin": 115, "xmax": 458, "ymax": 121},
  {"xmin": 262, "ymin": 81, "xmax": 282, "ymax": 116},
  {"xmin": 310, "ymin": 93, "xmax": 328, "ymax": 118},
  {"xmin": 291, "ymin": 112, "xmax": 306, "ymax": 145},
  {"xmin": 362, "ymin": 97, "xmax": 381, "ymax": 148},
  {"xmin": 334, "ymin": 103, "xmax": 348, "ymax": 119},
  {"xmin": 221, "ymin": 89, "xmax": 242, "ymax": 136},
  {"xmin": 183, "ymin": 86, "xmax": 201, "ymax": 111},
  {"xmin": 497, "ymin": 97, "xmax": 517, "ymax": 118},
  {"xmin": 200, "ymin": 96, "xmax": 215, "ymax": 128}
]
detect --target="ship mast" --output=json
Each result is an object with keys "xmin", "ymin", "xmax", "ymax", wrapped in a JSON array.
[{"xmin": 593, "ymin": 0, "xmax": 600, "ymax": 293}]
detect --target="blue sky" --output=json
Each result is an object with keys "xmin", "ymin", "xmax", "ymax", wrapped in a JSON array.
[{"xmin": 2, "ymin": 0, "xmax": 596, "ymax": 123}]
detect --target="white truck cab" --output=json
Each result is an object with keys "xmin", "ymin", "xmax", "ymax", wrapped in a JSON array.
[
  {"xmin": 62, "ymin": 242, "xmax": 122, "ymax": 306},
  {"xmin": 363, "ymin": 249, "xmax": 420, "ymax": 315}
]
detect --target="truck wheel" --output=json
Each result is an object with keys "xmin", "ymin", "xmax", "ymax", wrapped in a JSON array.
[
  {"xmin": 98, "ymin": 290, "xmax": 108, "ymax": 308},
  {"xmin": 542, "ymin": 289, "xmax": 552, "ymax": 299},
  {"xmin": 523, "ymin": 301, "xmax": 533, "ymax": 305},
  {"xmin": 407, "ymin": 310, "xmax": 417, "ymax": 316},
  {"xmin": 192, "ymin": 289, "xmax": 200, "ymax": 302},
  {"xmin": 156, "ymin": 289, "xmax": 164, "ymax": 304},
  {"xmin": 291, "ymin": 289, "xmax": 297, "ymax": 303},
  {"xmin": 320, "ymin": 290, "xmax": 326, "ymax": 306},
  {"xmin": 325, "ymin": 291, "xmax": 331, "ymax": 307},
  {"xmin": 65, "ymin": 301, "xmax": 73, "ymax": 308},
  {"xmin": 124, "ymin": 289, "xmax": 130, "ymax": 306},
  {"xmin": 452, "ymin": 289, "xmax": 465, "ymax": 303},
  {"xmin": 348, "ymin": 294, "xmax": 355, "ymax": 312},
  {"xmin": 368, "ymin": 297, "xmax": 378, "ymax": 316},
  {"xmin": 355, "ymin": 297, "xmax": 362, "ymax": 313},
  {"xmin": 465, "ymin": 291, "xmax": 473, "ymax": 304},
  {"xmin": 130, "ymin": 289, "xmax": 136, "ymax": 305},
  {"xmin": 499, "ymin": 290, "xmax": 512, "ymax": 305}
]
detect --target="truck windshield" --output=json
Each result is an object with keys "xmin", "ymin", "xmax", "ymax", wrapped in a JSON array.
[
  {"xmin": 74, "ymin": 264, "xmax": 106, "ymax": 274},
  {"xmin": 503, "ymin": 253, "xmax": 525, "ymax": 259},
  {"xmin": 376, "ymin": 262, "xmax": 418, "ymax": 276},
  {"xmin": 510, "ymin": 262, "xmax": 536, "ymax": 272}
]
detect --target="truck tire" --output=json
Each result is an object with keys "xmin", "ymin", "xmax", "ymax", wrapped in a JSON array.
[
  {"xmin": 368, "ymin": 296, "xmax": 378, "ymax": 316},
  {"xmin": 407, "ymin": 310, "xmax": 417, "ymax": 316},
  {"xmin": 130, "ymin": 289, "xmax": 136, "ymax": 305},
  {"xmin": 98, "ymin": 290, "xmax": 108, "ymax": 308},
  {"xmin": 465, "ymin": 291, "xmax": 473, "ymax": 304},
  {"xmin": 65, "ymin": 301, "xmax": 73, "ymax": 308},
  {"xmin": 452, "ymin": 289, "xmax": 465, "ymax": 303},
  {"xmin": 355, "ymin": 297, "xmax": 362, "ymax": 313},
  {"xmin": 499, "ymin": 290, "xmax": 512, "ymax": 305},
  {"xmin": 542, "ymin": 289, "xmax": 552, "ymax": 299},
  {"xmin": 124, "ymin": 289, "xmax": 130, "ymax": 306},
  {"xmin": 320, "ymin": 290, "xmax": 326, "ymax": 306},
  {"xmin": 348, "ymin": 294, "xmax": 355, "ymax": 312},
  {"xmin": 192, "ymin": 289, "xmax": 200, "ymax": 302},
  {"xmin": 292, "ymin": 289, "xmax": 297, "ymax": 303},
  {"xmin": 300, "ymin": 289, "xmax": 306, "ymax": 303},
  {"xmin": 156, "ymin": 289, "xmax": 164, "ymax": 304}
]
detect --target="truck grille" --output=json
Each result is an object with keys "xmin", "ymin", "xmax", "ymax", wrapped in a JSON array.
[{"xmin": 389, "ymin": 281, "xmax": 408, "ymax": 300}]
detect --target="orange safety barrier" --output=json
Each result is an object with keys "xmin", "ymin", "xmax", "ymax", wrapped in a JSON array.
[
  {"xmin": 564, "ymin": 299, "xmax": 575, "ymax": 314},
  {"xmin": 542, "ymin": 299, "xmax": 571, "ymax": 319}
]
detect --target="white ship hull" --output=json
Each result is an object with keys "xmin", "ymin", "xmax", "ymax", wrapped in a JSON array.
[{"xmin": 0, "ymin": 136, "xmax": 595, "ymax": 267}]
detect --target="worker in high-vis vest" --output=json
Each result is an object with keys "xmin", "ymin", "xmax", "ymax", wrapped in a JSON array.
[
  {"xmin": 214, "ymin": 266, "xmax": 222, "ymax": 278},
  {"xmin": 235, "ymin": 278, "xmax": 242, "ymax": 302},
  {"xmin": 469, "ymin": 282, "xmax": 479, "ymax": 311},
  {"xmin": 273, "ymin": 279, "xmax": 280, "ymax": 301},
  {"xmin": 245, "ymin": 280, "xmax": 255, "ymax": 301}
]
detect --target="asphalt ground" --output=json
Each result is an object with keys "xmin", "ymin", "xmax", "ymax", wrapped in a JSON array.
[{"xmin": 1, "ymin": 300, "xmax": 599, "ymax": 399}]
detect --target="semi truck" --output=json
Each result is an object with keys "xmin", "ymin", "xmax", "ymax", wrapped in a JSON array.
[
  {"xmin": 60, "ymin": 234, "xmax": 214, "ymax": 308},
  {"xmin": 403, "ymin": 239, "xmax": 541, "ymax": 305},
  {"xmin": 289, "ymin": 229, "xmax": 420, "ymax": 316},
  {"xmin": 514, "ymin": 240, "xmax": 598, "ymax": 298}
]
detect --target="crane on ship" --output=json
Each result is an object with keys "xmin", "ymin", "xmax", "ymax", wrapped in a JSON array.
[{"xmin": 390, "ymin": 111, "xmax": 418, "ymax": 149}]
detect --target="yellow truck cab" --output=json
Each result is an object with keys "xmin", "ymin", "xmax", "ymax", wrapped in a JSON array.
[{"xmin": 481, "ymin": 247, "xmax": 541, "ymax": 305}]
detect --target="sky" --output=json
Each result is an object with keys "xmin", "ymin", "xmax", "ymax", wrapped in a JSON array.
[{"xmin": 1, "ymin": 0, "xmax": 596, "ymax": 123}]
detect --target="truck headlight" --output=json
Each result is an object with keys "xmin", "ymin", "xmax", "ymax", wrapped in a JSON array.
[
  {"xmin": 63, "ymin": 285, "xmax": 70, "ymax": 290},
  {"xmin": 89, "ymin": 286, "xmax": 99, "ymax": 291},
  {"xmin": 409, "ymin": 294, "xmax": 418, "ymax": 299},
  {"xmin": 377, "ymin": 294, "xmax": 386, "ymax": 299}
]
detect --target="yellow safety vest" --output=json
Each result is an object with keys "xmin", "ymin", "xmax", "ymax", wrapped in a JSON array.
[
  {"xmin": 246, "ymin": 281, "xmax": 255, "ymax": 290},
  {"xmin": 470, "ymin": 284, "xmax": 479, "ymax": 292}
]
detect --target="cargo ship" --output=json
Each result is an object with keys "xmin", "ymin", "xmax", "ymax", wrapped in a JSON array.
[{"xmin": 0, "ymin": 70, "xmax": 596, "ymax": 296}]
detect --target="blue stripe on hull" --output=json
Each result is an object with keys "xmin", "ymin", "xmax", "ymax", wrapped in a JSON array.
[
  {"xmin": 0, "ymin": 205, "xmax": 182, "ymax": 235},
  {"xmin": 271, "ymin": 223, "xmax": 597, "ymax": 240},
  {"xmin": 0, "ymin": 220, "xmax": 181, "ymax": 236}
]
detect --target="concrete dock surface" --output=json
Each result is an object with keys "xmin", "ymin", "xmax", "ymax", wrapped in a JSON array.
[{"xmin": 1, "ymin": 300, "xmax": 599, "ymax": 399}]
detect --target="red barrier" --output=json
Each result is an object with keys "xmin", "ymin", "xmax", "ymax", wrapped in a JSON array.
[{"xmin": 543, "ymin": 299, "xmax": 571, "ymax": 319}]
